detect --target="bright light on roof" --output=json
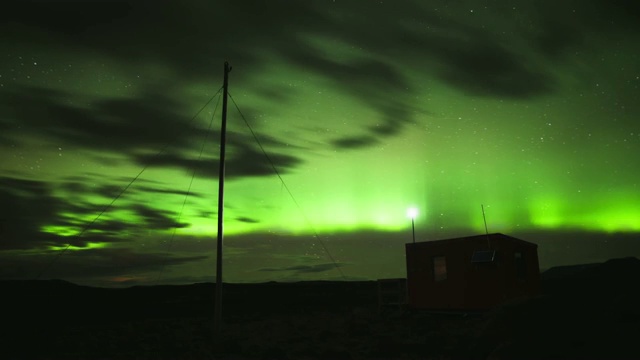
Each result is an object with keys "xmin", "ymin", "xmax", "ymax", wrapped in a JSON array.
[{"xmin": 407, "ymin": 207, "xmax": 418, "ymax": 219}]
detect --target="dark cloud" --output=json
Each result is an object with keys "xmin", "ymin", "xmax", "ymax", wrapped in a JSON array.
[
  {"xmin": 434, "ymin": 39, "xmax": 553, "ymax": 98},
  {"xmin": 0, "ymin": 84, "xmax": 305, "ymax": 180},
  {"xmin": 58, "ymin": 201, "xmax": 113, "ymax": 219},
  {"xmin": 236, "ymin": 216, "xmax": 259, "ymax": 224},
  {"xmin": 1, "ymin": 0, "xmax": 568, "ymax": 153},
  {"xmin": 0, "ymin": 248, "xmax": 209, "ymax": 281},
  {"xmin": 528, "ymin": 0, "xmax": 640, "ymax": 58},
  {"xmin": 527, "ymin": 11, "xmax": 586, "ymax": 59},
  {"xmin": 0, "ymin": 177, "xmax": 62, "ymax": 250},
  {"xmin": 133, "ymin": 140, "xmax": 303, "ymax": 180},
  {"xmin": 197, "ymin": 210, "xmax": 216, "ymax": 219},
  {"xmin": 4, "ymin": 0, "xmax": 640, "ymax": 155},
  {"xmin": 0, "ymin": 175, "xmax": 196, "ymax": 250},
  {"xmin": 331, "ymin": 135, "xmax": 379, "ymax": 150},
  {"xmin": 24, "ymin": 1, "xmax": 565, "ymax": 94},
  {"xmin": 130, "ymin": 204, "xmax": 189, "ymax": 230},
  {"xmin": 56, "ymin": 182, "xmax": 135, "ymax": 233},
  {"xmin": 135, "ymin": 186, "xmax": 203, "ymax": 198},
  {"xmin": 77, "ymin": 248, "xmax": 207, "ymax": 271},
  {"xmin": 60, "ymin": 180, "xmax": 91, "ymax": 194},
  {"xmin": 0, "ymin": 86, "xmax": 200, "ymax": 153},
  {"xmin": 61, "ymin": 178, "xmax": 203, "ymax": 199},
  {"xmin": 286, "ymin": 53, "xmax": 417, "ymax": 149},
  {"xmin": 0, "ymin": 0, "xmax": 323, "ymax": 80},
  {"xmin": 85, "ymin": 226, "xmax": 130, "ymax": 240},
  {"xmin": 113, "ymin": 177, "xmax": 164, "ymax": 186},
  {"xmin": 273, "ymin": 3, "xmax": 553, "ymax": 148},
  {"xmin": 0, "ymin": 177, "xmax": 125, "ymax": 250},
  {"xmin": 260, "ymin": 263, "xmax": 345, "ymax": 274},
  {"xmin": 95, "ymin": 184, "xmax": 127, "ymax": 199},
  {"xmin": 63, "ymin": 178, "xmax": 204, "ymax": 199},
  {"xmin": 251, "ymin": 85, "xmax": 295, "ymax": 104},
  {"xmin": 227, "ymin": 146, "xmax": 303, "ymax": 178}
]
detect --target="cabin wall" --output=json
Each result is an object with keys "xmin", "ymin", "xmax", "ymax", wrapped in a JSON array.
[{"xmin": 406, "ymin": 235, "xmax": 540, "ymax": 310}]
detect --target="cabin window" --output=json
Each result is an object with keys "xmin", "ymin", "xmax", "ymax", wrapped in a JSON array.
[
  {"xmin": 472, "ymin": 250, "xmax": 496, "ymax": 263},
  {"xmin": 515, "ymin": 252, "xmax": 526, "ymax": 279},
  {"xmin": 432, "ymin": 256, "xmax": 447, "ymax": 281}
]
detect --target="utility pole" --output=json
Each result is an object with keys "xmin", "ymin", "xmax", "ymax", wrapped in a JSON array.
[
  {"xmin": 407, "ymin": 207, "xmax": 418, "ymax": 244},
  {"xmin": 214, "ymin": 61, "xmax": 231, "ymax": 338},
  {"xmin": 411, "ymin": 217, "xmax": 416, "ymax": 244},
  {"xmin": 481, "ymin": 204, "xmax": 490, "ymax": 248}
]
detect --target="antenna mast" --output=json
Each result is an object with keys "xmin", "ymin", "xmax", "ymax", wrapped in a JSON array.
[
  {"xmin": 214, "ymin": 61, "xmax": 231, "ymax": 337},
  {"xmin": 481, "ymin": 204, "xmax": 490, "ymax": 248}
]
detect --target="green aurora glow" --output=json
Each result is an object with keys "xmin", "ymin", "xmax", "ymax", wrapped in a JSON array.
[{"xmin": 0, "ymin": 0, "xmax": 638, "ymax": 286}]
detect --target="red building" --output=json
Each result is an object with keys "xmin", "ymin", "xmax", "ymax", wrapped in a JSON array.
[{"xmin": 405, "ymin": 233, "xmax": 540, "ymax": 310}]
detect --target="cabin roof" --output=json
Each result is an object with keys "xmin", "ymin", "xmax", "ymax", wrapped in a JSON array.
[{"xmin": 406, "ymin": 232, "xmax": 537, "ymax": 248}]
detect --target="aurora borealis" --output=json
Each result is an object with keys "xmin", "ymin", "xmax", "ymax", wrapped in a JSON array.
[{"xmin": 1, "ymin": 0, "xmax": 638, "ymax": 286}]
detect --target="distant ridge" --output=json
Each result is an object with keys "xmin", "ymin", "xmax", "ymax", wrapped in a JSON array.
[
  {"xmin": 3, "ymin": 257, "xmax": 638, "ymax": 291},
  {"xmin": 476, "ymin": 256, "xmax": 640, "ymax": 359},
  {"xmin": 541, "ymin": 262, "xmax": 601, "ymax": 280},
  {"xmin": 0, "ymin": 278, "xmax": 376, "ymax": 290},
  {"xmin": 2, "ymin": 278, "xmax": 81, "ymax": 289},
  {"xmin": 542, "ymin": 256, "xmax": 640, "ymax": 277},
  {"xmin": 541, "ymin": 256, "xmax": 640, "ymax": 296}
]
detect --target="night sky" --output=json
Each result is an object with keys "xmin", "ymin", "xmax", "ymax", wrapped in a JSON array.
[{"xmin": 1, "ymin": 0, "xmax": 639, "ymax": 287}]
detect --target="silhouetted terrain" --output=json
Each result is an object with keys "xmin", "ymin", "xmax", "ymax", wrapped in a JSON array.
[{"xmin": 2, "ymin": 257, "xmax": 640, "ymax": 359}]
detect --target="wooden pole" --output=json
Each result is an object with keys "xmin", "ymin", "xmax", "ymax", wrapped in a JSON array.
[{"xmin": 214, "ymin": 61, "xmax": 231, "ymax": 338}]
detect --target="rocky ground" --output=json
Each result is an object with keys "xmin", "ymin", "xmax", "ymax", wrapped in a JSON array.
[{"xmin": 3, "ymin": 257, "xmax": 640, "ymax": 359}]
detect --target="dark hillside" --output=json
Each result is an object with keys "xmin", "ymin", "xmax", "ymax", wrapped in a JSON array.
[
  {"xmin": 473, "ymin": 257, "xmax": 640, "ymax": 359},
  {"xmin": 2, "ymin": 258, "xmax": 639, "ymax": 359}
]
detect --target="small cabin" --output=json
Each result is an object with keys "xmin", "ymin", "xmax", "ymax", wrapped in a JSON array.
[{"xmin": 405, "ymin": 233, "xmax": 540, "ymax": 310}]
